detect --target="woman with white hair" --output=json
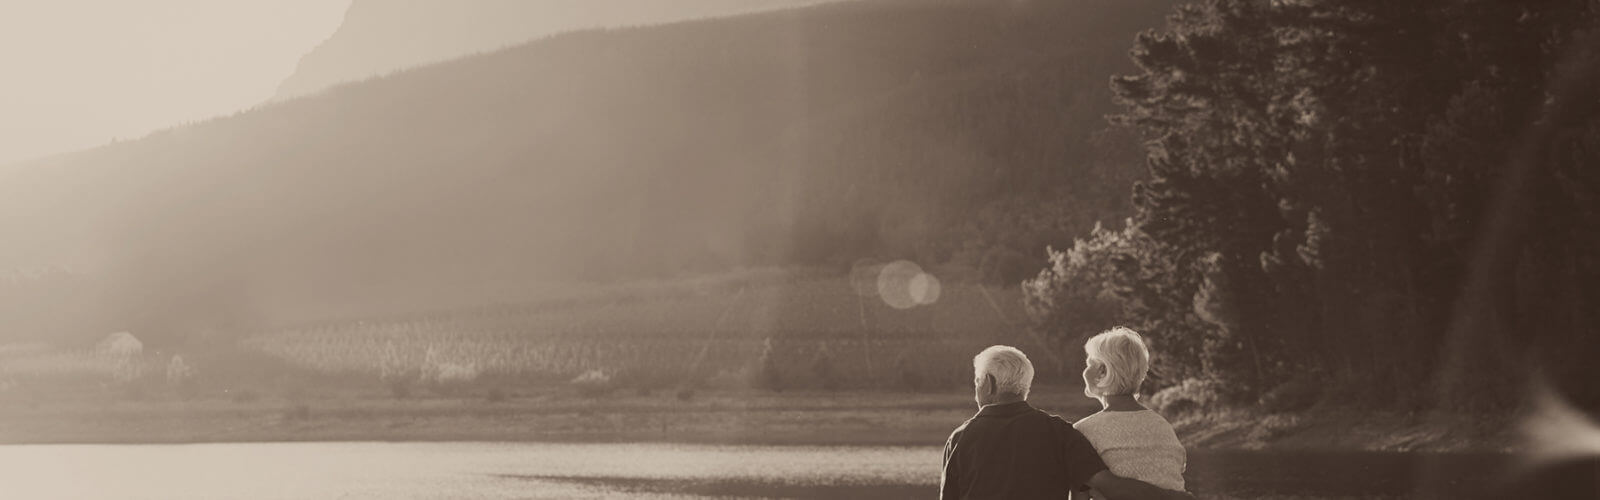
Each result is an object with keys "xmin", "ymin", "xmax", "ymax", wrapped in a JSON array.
[{"xmin": 1073, "ymin": 327, "xmax": 1187, "ymax": 499}]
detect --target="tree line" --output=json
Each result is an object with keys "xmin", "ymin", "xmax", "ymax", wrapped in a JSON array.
[{"xmin": 1026, "ymin": 0, "xmax": 1600, "ymax": 413}]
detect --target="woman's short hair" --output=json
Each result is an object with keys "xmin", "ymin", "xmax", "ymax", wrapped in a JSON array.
[
  {"xmin": 1084, "ymin": 327, "xmax": 1151, "ymax": 397},
  {"xmin": 974, "ymin": 345, "xmax": 1035, "ymax": 398}
]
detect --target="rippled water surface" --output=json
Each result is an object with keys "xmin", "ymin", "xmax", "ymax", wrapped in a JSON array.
[
  {"xmin": 0, "ymin": 442, "xmax": 940, "ymax": 499},
  {"xmin": 0, "ymin": 442, "xmax": 1510, "ymax": 498}
]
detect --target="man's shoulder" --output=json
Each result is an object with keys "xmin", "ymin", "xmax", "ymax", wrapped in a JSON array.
[
  {"xmin": 947, "ymin": 417, "xmax": 975, "ymax": 442},
  {"xmin": 953, "ymin": 404, "xmax": 1083, "ymax": 436},
  {"xmin": 1038, "ymin": 410, "xmax": 1079, "ymax": 427}
]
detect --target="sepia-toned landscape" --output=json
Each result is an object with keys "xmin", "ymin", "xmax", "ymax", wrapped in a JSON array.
[{"xmin": 2, "ymin": 0, "xmax": 1597, "ymax": 498}]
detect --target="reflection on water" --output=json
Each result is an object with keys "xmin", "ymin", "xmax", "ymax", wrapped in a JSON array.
[
  {"xmin": 0, "ymin": 441, "xmax": 1511, "ymax": 499},
  {"xmin": 0, "ymin": 442, "xmax": 939, "ymax": 499}
]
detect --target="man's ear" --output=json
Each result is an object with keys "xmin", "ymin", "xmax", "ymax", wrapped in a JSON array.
[{"xmin": 984, "ymin": 374, "xmax": 997, "ymax": 395}]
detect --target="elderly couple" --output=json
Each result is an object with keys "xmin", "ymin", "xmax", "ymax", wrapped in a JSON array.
[{"xmin": 942, "ymin": 327, "xmax": 1194, "ymax": 500}]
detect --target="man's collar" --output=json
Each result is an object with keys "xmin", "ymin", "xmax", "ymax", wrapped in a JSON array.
[{"xmin": 975, "ymin": 400, "xmax": 1033, "ymax": 418}]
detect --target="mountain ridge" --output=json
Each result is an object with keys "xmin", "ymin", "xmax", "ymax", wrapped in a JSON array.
[
  {"xmin": 0, "ymin": 0, "xmax": 1172, "ymax": 341},
  {"xmin": 273, "ymin": 0, "xmax": 844, "ymax": 101}
]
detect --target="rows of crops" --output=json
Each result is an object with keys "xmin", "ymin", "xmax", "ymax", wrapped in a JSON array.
[
  {"xmin": 241, "ymin": 273, "xmax": 1063, "ymax": 388},
  {"xmin": 0, "ymin": 343, "xmax": 113, "ymax": 379}
]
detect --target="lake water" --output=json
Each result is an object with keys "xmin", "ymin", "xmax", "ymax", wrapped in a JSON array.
[{"xmin": 0, "ymin": 442, "xmax": 1509, "ymax": 499}]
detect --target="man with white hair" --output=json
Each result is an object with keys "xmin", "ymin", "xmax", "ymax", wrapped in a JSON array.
[{"xmin": 940, "ymin": 345, "xmax": 1194, "ymax": 500}]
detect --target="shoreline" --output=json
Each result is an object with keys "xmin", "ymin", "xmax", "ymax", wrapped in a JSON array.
[{"xmin": 0, "ymin": 388, "xmax": 1517, "ymax": 452}]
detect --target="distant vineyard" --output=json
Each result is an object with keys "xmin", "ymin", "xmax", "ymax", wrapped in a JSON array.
[{"xmin": 241, "ymin": 273, "xmax": 1067, "ymax": 390}]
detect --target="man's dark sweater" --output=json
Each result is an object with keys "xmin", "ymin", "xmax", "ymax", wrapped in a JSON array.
[{"xmin": 941, "ymin": 401, "xmax": 1109, "ymax": 499}]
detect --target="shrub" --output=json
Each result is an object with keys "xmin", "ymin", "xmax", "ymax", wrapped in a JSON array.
[
  {"xmin": 165, "ymin": 355, "xmax": 195, "ymax": 386},
  {"xmin": 1147, "ymin": 378, "xmax": 1221, "ymax": 415},
  {"xmin": 419, "ymin": 351, "xmax": 480, "ymax": 396},
  {"xmin": 1023, "ymin": 224, "xmax": 1212, "ymax": 386},
  {"xmin": 1245, "ymin": 413, "xmax": 1303, "ymax": 445},
  {"xmin": 570, "ymin": 369, "xmax": 614, "ymax": 398}
]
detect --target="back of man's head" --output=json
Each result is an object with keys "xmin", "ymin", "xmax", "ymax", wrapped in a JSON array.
[{"xmin": 974, "ymin": 345, "xmax": 1034, "ymax": 402}]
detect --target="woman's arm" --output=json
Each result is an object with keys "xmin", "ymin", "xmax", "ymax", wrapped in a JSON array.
[{"xmin": 1086, "ymin": 470, "xmax": 1195, "ymax": 500}]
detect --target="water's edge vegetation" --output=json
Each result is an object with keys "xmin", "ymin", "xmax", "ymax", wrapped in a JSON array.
[{"xmin": 1, "ymin": 269, "xmax": 1515, "ymax": 453}]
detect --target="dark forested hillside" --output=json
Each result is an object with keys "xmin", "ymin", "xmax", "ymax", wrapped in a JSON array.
[
  {"xmin": 0, "ymin": 0, "xmax": 1172, "ymax": 341},
  {"xmin": 1025, "ymin": 0, "xmax": 1600, "ymax": 414}
]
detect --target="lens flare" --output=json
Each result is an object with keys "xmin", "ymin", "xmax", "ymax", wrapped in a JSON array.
[
  {"xmin": 909, "ymin": 272, "xmax": 941, "ymax": 306},
  {"xmin": 876, "ymin": 260, "xmax": 932, "ymax": 310}
]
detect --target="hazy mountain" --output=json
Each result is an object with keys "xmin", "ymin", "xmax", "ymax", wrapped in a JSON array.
[
  {"xmin": 273, "ymin": 0, "xmax": 844, "ymax": 101},
  {"xmin": 0, "ymin": 0, "xmax": 1171, "ymax": 341},
  {"xmin": 0, "ymin": 1, "xmax": 346, "ymax": 167}
]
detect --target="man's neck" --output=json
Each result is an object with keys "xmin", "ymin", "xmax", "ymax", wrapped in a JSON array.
[{"xmin": 980, "ymin": 396, "xmax": 1025, "ymax": 408}]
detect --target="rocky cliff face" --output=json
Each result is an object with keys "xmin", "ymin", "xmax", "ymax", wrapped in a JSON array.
[{"xmin": 272, "ymin": 0, "xmax": 837, "ymax": 101}]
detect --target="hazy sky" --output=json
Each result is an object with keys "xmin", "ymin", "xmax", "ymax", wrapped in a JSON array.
[{"xmin": 0, "ymin": 1, "xmax": 351, "ymax": 166}]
